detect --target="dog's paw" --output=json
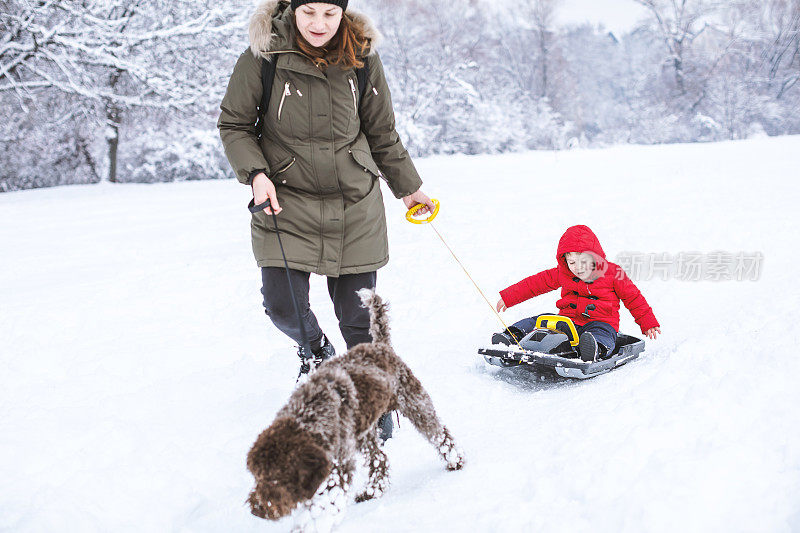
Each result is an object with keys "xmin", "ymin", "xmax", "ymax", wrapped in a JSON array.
[
  {"xmin": 446, "ymin": 452, "xmax": 465, "ymax": 471},
  {"xmin": 444, "ymin": 443, "xmax": 466, "ymax": 470},
  {"xmin": 437, "ymin": 431, "xmax": 465, "ymax": 471},
  {"xmin": 355, "ymin": 491, "xmax": 375, "ymax": 503},
  {"xmin": 355, "ymin": 483, "xmax": 385, "ymax": 503}
]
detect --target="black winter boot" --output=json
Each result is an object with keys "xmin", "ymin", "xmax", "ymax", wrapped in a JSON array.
[
  {"xmin": 491, "ymin": 326, "xmax": 525, "ymax": 346},
  {"xmin": 378, "ymin": 412, "xmax": 394, "ymax": 443},
  {"xmin": 297, "ymin": 335, "xmax": 335, "ymax": 379},
  {"xmin": 578, "ymin": 332, "xmax": 599, "ymax": 362}
]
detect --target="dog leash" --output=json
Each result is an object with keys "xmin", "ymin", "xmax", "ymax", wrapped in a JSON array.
[
  {"xmin": 249, "ymin": 198, "xmax": 312, "ymax": 374},
  {"xmin": 406, "ymin": 200, "xmax": 523, "ymax": 348}
]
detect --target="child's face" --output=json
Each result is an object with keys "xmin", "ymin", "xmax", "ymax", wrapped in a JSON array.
[{"xmin": 565, "ymin": 252, "xmax": 595, "ymax": 281}]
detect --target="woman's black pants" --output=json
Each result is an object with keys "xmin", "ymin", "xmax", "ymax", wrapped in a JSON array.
[{"xmin": 260, "ymin": 267, "xmax": 377, "ymax": 350}]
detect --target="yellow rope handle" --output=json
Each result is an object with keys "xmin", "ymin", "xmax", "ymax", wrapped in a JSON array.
[
  {"xmin": 405, "ymin": 199, "xmax": 523, "ymax": 349},
  {"xmin": 405, "ymin": 199, "xmax": 440, "ymax": 224}
]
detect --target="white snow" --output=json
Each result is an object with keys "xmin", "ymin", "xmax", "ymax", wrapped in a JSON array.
[{"xmin": 2, "ymin": 136, "xmax": 799, "ymax": 532}]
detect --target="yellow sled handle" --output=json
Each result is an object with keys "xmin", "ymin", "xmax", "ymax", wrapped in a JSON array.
[
  {"xmin": 535, "ymin": 315, "xmax": 581, "ymax": 347},
  {"xmin": 405, "ymin": 199, "xmax": 440, "ymax": 224}
]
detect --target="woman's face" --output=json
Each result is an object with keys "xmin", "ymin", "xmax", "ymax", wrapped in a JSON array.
[{"xmin": 295, "ymin": 3, "xmax": 344, "ymax": 48}]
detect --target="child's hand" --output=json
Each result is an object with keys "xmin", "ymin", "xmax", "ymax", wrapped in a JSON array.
[
  {"xmin": 496, "ymin": 298, "xmax": 507, "ymax": 313},
  {"xmin": 645, "ymin": 327, "xmax": 661, "ymax": 340}
]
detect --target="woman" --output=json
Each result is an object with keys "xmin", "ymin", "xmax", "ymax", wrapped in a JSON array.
[{"xmin": 217, "ymin": 1, "xmax": 433, "ymax": 394}]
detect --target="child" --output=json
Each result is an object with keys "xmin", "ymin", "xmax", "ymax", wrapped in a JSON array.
[{"xmin": 495, "ymin": 225, "xmax": 660, "ymax": 362}]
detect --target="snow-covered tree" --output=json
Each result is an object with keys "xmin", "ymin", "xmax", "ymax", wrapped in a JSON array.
[
  {"xmin": 1, "ymin": 0, "xmax": 243, "ymax": 183},
  {"xmin": 360, "ymin": 0, "xmax": 491, "ymax": 154},
  {"xmin": 632, "ymin": 0, "xmax": 719, "ymax": 96}
]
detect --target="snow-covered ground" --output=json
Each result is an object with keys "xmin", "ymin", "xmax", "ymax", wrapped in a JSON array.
[{"xmin": 2, "ymin": 136, "xmax": 799, "ymax": 533}]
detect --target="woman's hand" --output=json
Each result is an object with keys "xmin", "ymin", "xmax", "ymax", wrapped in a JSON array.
[
  {"xmin": 496, "ymin": 298, "xmax": 507, "ymax": 313},
  {"xmin": 645, "ymin": 327, "xmax": 661, "ymax": 340},
  {"xmin": 402, "ymin": 189, "xmax": 436, "ymax": 216},
  {"xmin": 252, "ymin": 173, "xmax": 282, "ymax": 215}
]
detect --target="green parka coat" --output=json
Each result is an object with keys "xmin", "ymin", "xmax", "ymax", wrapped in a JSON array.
[{"xmin": 218, "ymin": 0, "xmax": 423, "ymax": 277}]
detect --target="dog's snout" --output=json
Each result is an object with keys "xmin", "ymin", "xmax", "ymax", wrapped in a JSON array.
[{"xmin": 247, "ymin": 491, "xmax": 267, "ymax": 519}]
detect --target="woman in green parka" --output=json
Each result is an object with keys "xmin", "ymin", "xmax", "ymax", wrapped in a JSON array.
[{"xmin": 217, "ymin": 0, "xmax": 433, "ymax": 401}]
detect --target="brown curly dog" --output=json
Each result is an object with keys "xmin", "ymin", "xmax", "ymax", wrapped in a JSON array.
[{"xmin": 246, "ymin": 289, "xmax": 465, "ymax": 529}]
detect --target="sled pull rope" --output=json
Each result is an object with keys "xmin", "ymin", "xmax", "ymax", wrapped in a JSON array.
[{"xmin": 406, "ymin": 200, "xmax": 523, "ymax": 349}]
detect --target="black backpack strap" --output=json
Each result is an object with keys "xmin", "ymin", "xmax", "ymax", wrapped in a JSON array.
[
  {"xmin": 255, "ymin": 56, "xmax": 278, "ymax": 139},
  {"xmin": 356, "ymin": 55, "xmax": 370, "ymax": 100}
]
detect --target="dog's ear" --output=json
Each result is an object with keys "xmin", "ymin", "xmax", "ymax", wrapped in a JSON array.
[
  {"xmin": 247, "ymin": 418, "xmax": 296, "ymax": 478},
  {"xmin": 296, "ymin": 442, "xmax": 332, "ymax": 498}
]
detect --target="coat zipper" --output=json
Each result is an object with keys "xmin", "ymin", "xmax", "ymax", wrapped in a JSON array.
[
  {"xmin": 273, "ymin": 157, "xmax": 296, "ymax": 178},
  {"xmin": 348, "ymin": 77, "xmax": 357, "ymax": 116},
  {"xmin": 278, "ymin": 82, "xmax": 290, "ymax": 121}
]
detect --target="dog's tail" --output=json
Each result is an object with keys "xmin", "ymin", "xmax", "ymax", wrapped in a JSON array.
[{"xmin": 357, "ymin": 288, "xmax": 390, "ymax": 345}]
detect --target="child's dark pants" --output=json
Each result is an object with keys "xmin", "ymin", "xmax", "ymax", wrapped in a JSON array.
[
  {"xmin": 260, "ymin": 267, "xmax": 376, "ymax": 350},
  {"xmin": 511, "ymin": 313, "xmax": 618, "ymax": 352}
]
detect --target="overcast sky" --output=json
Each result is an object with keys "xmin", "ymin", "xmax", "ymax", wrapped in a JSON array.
[
  {"xmin": 353, "ymin": 0, "xmax": 652, "ymax": 37},
  {"xmin": 557, "ymin": 0, "xmax": 649, "ymax": 34}
]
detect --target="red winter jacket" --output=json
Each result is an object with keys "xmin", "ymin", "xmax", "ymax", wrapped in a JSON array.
[{"xmin": 499, "ymin": 225, "xmax": 659, "ymax": 334}]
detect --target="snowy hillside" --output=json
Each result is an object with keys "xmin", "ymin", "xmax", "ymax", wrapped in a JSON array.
[{"xmin": 2, "ymin": 136, "xmax": 799, "ymax": 532}]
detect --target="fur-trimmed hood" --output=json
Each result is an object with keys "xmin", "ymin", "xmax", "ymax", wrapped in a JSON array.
[{"xmin": 248, "ymin": 0, "xmax": 382, "ymax": 58}]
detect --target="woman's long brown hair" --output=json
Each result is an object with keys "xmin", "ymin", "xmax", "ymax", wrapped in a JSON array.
[{"xmin": 294, "ymin": 13, "xmax": 369, "ymax": 69}]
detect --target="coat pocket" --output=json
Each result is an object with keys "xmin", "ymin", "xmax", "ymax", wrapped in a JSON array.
[
  {"xmin": 348, "ymin": 148, "xmax": 382, "ymax": 178},
  {"xmin": 342, "ymin": 178, "xmax": 388, "ymax": 264},
  {"xmin": 270, "ymin": 156, "xmax": 296, "ymax": 186}
]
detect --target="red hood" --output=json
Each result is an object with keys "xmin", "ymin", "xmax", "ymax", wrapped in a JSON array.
[{"xmin": 556, "ymin": 225, "xmax": 608, "ymax": 277}]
